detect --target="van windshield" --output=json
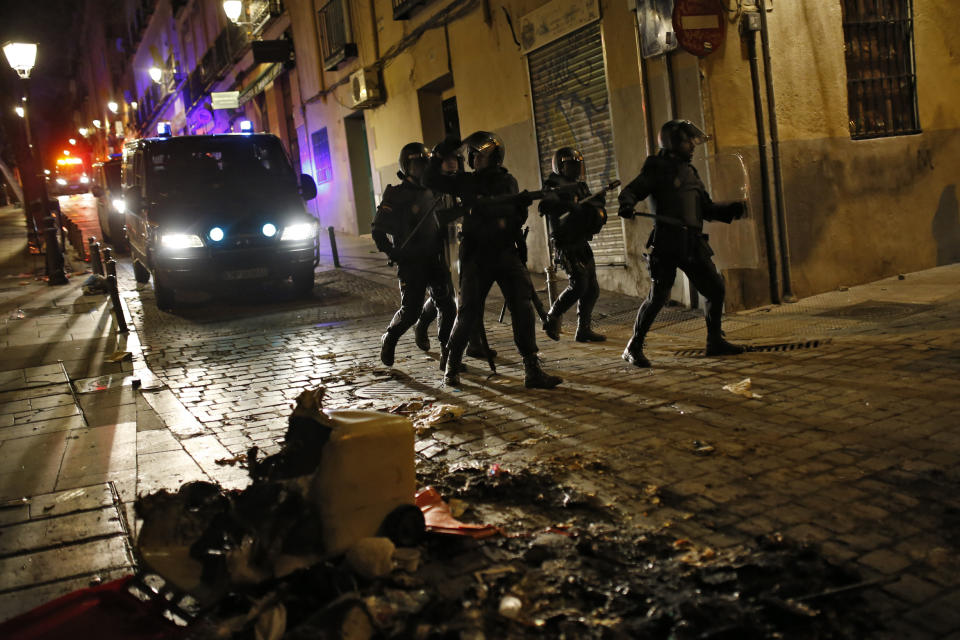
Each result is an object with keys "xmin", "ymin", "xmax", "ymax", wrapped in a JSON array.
[{"xmin": 147, "ymin": 137, "xmax": 294, "ymax": 194}]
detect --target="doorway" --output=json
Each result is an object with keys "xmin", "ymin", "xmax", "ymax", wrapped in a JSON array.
[{"xmin": 344, "ymin": 113, "xmax": 375, "ymax": 234}]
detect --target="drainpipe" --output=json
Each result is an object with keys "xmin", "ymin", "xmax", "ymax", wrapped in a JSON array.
[
  {"xmin": 742, "ymin": 12, "xmax": 780, "ymax": 304},
  {"xmin": 758, "ymin": 0, "xmax": 794, "ymax": 300}
]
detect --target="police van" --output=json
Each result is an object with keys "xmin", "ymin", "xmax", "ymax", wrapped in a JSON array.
[{"xmin": 121, "ymin": 127, "xmax": 319, "ymax": 309}]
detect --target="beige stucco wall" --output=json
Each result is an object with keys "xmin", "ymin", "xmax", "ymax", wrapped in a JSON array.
[{"xmin": 704, "ymin": 0, "xmax": 960, "ymax": 307}]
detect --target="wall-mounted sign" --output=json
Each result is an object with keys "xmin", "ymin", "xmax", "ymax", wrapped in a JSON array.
[
  {"xmin": 211, "ymin": 91, "xmax": 240, "ymax": 110},
  {"xmin": 519, "ymin": 0, "xmax": 599, "ymax": 54},
  {"xmin": 673, "ymin": 0, "xmax": 726, "ymax": 57}
]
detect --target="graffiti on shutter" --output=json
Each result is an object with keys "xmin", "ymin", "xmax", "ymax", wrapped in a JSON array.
[{"xmin": 528, "ymin": 21, "xmax": 626, "ymax": 266}]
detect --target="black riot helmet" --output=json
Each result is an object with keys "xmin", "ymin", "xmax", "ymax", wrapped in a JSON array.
[
  {"xmin": 398, "ymin": 142, "xmax": 430, "ymax": 183},
  {"xmin": 431, "ymin": 141, "xmax": 464, "ymax": 175},
  {"xmin": 461, "ymin": 131, "xmax": 505, "ymax": 170},
  {"xmin": 658, "ymin": 119, "xmax": 710, "ymax": 161},
  {"xmin": 551, "ymin": 147, "xmax": 584, "ymax": 181}
]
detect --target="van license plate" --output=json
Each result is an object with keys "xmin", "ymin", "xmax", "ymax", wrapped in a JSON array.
[{"xmin": 223, "ymin": 267, "xmax": 269, "ymax": 280}]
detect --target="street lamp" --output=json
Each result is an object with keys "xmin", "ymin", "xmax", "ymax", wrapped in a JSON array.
[
  {"xmin": 107, "ymin": 101, "xmax": 119, "ymax": 114},
  {"xmin": 222, "ymin": 1, "xmax": 243, "ymax": 24},
  {"xmin": 92, "ymin": 119, "xmax": 101, "ymax": 129},
  {"xmin": 2, "ymin": 42, "xmax": 37, "ymax": 79},
  {"xmin": 3, "ymin": 40, "xmax": 66, "ymax": 284},
  {"xmin": 149, "ymin": 66, "xmax": 163, "ymax": 84},
  {"xmin": 78, "ymin": 127, "xmax": 88, "ymax": 137},
  {"xmin": 14, "ymin": 106, "xmax": 24, "ymax": 117}
]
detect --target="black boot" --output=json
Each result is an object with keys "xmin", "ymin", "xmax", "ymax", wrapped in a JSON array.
[
  {"xmin": 706, "ymin": 334, "xmax": 746, "ymax": 357},
  {"xmin": 542, "ymin": 313, "xmax": 561, "ymax": 341},
  {"xmin": 523, "ymin": 355, "xmax": 562, "ymax": 389},
  {"xmin": 575, "ymin": 321, "xmax": 605, "ymax": 343},
  {"xmin": 380, "ymin": 331, "xmax": 400, "ymax": 367},
  {"xmin": 413, "ymin": 321, "xmax": 430, "ymax": 351},
  {"xmin": 622, "ymin": 340, "xmax": 651, "ymax": 368},
  {"xmin": 443, "ymin": 349, "xmax": 463, "ymax": 386}
]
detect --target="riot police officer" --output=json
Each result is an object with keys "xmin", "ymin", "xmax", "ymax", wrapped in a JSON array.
[
  {"xmin": 425, "ymin": 131, "xmax": 562, "ymax": 389},
  {"xmin": 373, "ymin": 142, "xmax": 457, "ymax": 368},
  {"xmin": 618, "ymin": 119, "xmax": 746, "ymax": 367},
  {"xmin": 413, "ymin": 145, "xmax": 495, "ymax": 361},
  {"xmin": 540, "ymin": 147, "xmax": 607, "ymax": 343}
]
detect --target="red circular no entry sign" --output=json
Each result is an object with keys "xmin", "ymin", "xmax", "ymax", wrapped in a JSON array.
[{"xmin": 673, "ymin": 0, "xmax": 727, "ymax": 57}]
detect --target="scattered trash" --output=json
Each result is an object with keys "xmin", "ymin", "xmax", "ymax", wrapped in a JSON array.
[
  {"xmin": 838, "ymin": 285, "xmax": 850, "ymax": 291},
  {"xmin": 345, "ymin": 537, "xmax": 396, "ymax": 579},
  {"xmin": 692, "ymin": 440, "xmax": 716, "ymax": 455},
  {"xmin": 392, "ymin": 547, "xmax": 421, "ymax": 573},
  {"xmin": 215, "ymin": 453, "xmax": 248, "ymax": 467},
  {"xmin": 107, "ymin": 350, "xmax": 133, "ymax": 362},
  {"xmin": 415, "ymin": 486, "xmax": 500, "ymax": 539},
  {"xmin": 723, "ymin": 377, "xmax": 763, "ymax": 398},
  {"xmin": 82, "ymin": 273, "xmax": 108, "ymax": 295},
  {"xmin": 411, "ymin": 403, "xmax": 463, "ymax": 433},
  {"xmin": 488, "ymin": 463, "xmax": 503, "ymax": 477},
  {"xmin": 498, "ymin": 595, "xmax": 523, "ymax": 619},
  {"xmin": 10, "ymin": 307, "xmax": 25, "ymax": 319},
  {"xmin": 898, "ymin": 273, "xmax": 906, "ymax": 280}
]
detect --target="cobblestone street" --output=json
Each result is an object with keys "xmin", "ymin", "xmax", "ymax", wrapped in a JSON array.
[{"xmin": 118, "ymin": 233, "xmax": 960, "ymax": 638}]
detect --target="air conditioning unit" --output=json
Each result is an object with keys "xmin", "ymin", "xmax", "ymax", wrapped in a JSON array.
[{"xmin": 349, "ymin": 68, "xmax": 383, "ymax": 109}]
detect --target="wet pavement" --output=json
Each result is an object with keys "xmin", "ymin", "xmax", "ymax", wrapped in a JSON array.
[{"xmin": 2, "ymin": 196, "xmax": 960, "ymax": 636}]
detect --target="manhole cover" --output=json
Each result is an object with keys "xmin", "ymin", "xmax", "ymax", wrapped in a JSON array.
[
  {"xmin": 816, "ymin": 300, "xmax": 933, "ymax": 320},
  {"xmin": 354, "ymin": 380, "xmax": 423, "ymax": 400}
]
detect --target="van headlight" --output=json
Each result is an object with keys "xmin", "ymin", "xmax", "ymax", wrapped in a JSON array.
[
  {"xmin": 281, "ymin": 222, "xmax": 316, "ymax": 241},
  {"xmin": 161, "ymin": 233, "xmax": 204, "ymax": 249}
]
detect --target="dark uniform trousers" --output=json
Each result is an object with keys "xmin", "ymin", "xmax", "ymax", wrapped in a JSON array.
[
  {"xmin": 386, "ymin": 258, "xmax": 456, "ymax": 345},
  {"xmin": 631, "ymin": 238, "xmax": 725, "ymax": 345},
  {"xmin": 446, "ymin": 246, "xmax": 537, "ymax": 361},
  {"xmin": 552, "ymin": 243, "xmax": 600, "ymax": 325}
]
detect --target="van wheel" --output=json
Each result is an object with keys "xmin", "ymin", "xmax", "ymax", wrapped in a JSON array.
[
  {"xmin": 292, "ymin": 266, "xmax": 315, "ymax": 297},
  {"xmin": 378, "ymin": 505, "xmax": 425, "ymax": 548},
  {"xmin": 133, "ymin": 260, "xmax": 151, "ymax": 284},
  {"xmin": 154, "ymin": 279, "xmax": 176, "ymax": 311}
]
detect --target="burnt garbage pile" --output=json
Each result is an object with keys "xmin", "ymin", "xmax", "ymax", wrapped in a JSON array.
[{"xmin": 133, "ymin": 389, "xmax": 881, "ymax": 638}]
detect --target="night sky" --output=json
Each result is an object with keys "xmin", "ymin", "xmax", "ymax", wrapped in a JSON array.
[{"xmin": 1, "ymin": 0, "xmax": 83, "ymax": 169}]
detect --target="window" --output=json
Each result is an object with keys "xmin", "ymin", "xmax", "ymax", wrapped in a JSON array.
[
  {"xmin": 842, "ymin": 0, "xmax": 920, "ymax": 139},
  {"xmin": 311, "ymin": 128, "xmax": 333, "ymax": 185},
  {"xmin": 317, "ymin": 0, "xmax": 358, "ymax": 71}
]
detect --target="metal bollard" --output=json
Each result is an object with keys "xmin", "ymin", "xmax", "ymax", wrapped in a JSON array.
[
  {"xmin": 104, "ymin": 255, "xmax": 117, "ymax": 278},
  {"xmin": 328, "ymin": 226, "xmax": 341, "ymax": 268},
  {"xmin": 90, "ymin": 240, "xmax": 104, "ymax": 275},
  {"xmin": 105, "ymin": 272, "xmax": 128, "ymax": 333},
  {"xmin": 45, "ymin": 214, "xmax": 68, "ymax": 285}
]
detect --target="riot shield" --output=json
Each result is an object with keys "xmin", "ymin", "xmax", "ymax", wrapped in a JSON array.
[{"xmin": 702, "ymin": 153, "xmax": 761, "ymax": 270}]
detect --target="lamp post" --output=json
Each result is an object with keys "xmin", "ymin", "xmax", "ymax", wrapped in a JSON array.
[{"xmin": 3, "ymin": 41, "xmax": 67, "ymax": 284}]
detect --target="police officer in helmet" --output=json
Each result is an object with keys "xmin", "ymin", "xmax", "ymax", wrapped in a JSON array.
[
  {"xmin": 617, "ymin": 119, "xmax": 746, "ymax": 367},
  {"xmin": 373, "ymin": 142, "xmax": 457, "ymax": 368},
  {"xmin": 425, "ymin": 131, "xmax": 562, "ymax": 389},
  {"xmin": 540, "ymin": 147, "xmax": 607, "ymax": 343}
]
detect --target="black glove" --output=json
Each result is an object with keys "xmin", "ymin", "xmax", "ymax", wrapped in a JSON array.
[
  {"xmin": 516, "ymin": 191, "xmax": 535, "ymax": 208},
  {"xmin": 617, "ymin": 204, "xmax": 635, "ymax": 219},
  {"xmin": 729, "ymin": 201, "xmax": 747, "ymax": 220},
  {"xmin": 435, "ymin": 135, "xmax": 461, "ymax": 159}
]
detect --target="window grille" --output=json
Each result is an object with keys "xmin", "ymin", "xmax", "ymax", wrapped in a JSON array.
[
  {"xmin": 318, "ymin": 0, "xmax": 357, "ymax": 71},
  {"xmin": 842, "ymin": 0, "xmax": 920, "ymax": 139}
]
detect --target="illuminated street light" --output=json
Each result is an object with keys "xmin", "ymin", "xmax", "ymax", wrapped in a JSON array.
[
  {"xmin": 92, "ymin": 119, "xmax": 101, "ymax": 129},
  {"xmin": 69, "ymin": 138, "xmax": 76, "ymax": 145},
  {"xmin": 131, "ymin": 101, "xmax": 138, "ymax": 109},
  {"xmin": 222, "ymin": 0, "xmax": 243, "ymax": 24},
  {"xmin": 2, "ymin": 41, "xmax": 38, "ymax": 79},
  {"xmin": 15, "ymin": 106, "xmax": 24, "ymax": 117},
  {"xmin": 149, "ymin": 66, "xmax": 163, "ymax": 84},
  {"xmin": 108, "ymin": 101, "xmax": 119, "ymax": 114},
  {"xmin": 78, "ymin": 127, "xmax": 89, "ymax": 137}
]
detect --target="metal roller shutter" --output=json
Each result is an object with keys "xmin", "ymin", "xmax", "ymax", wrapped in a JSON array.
[{"xmin": 528, "ymin": 21, "xmax": 626, "ymax": 266}]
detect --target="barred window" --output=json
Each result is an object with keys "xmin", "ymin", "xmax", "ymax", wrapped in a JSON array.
[
  {"xmin": 842, "ymin": 0, "xmax": 920, "ymax": 139},
  {"xmin": 317, "ymin": 0, "xmax": 357, "ymax": 71}
]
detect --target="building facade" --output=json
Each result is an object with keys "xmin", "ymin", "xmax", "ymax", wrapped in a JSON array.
[{"xmin": 78, "ymin": 0, "xmax": 960, "ymax": 310}]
